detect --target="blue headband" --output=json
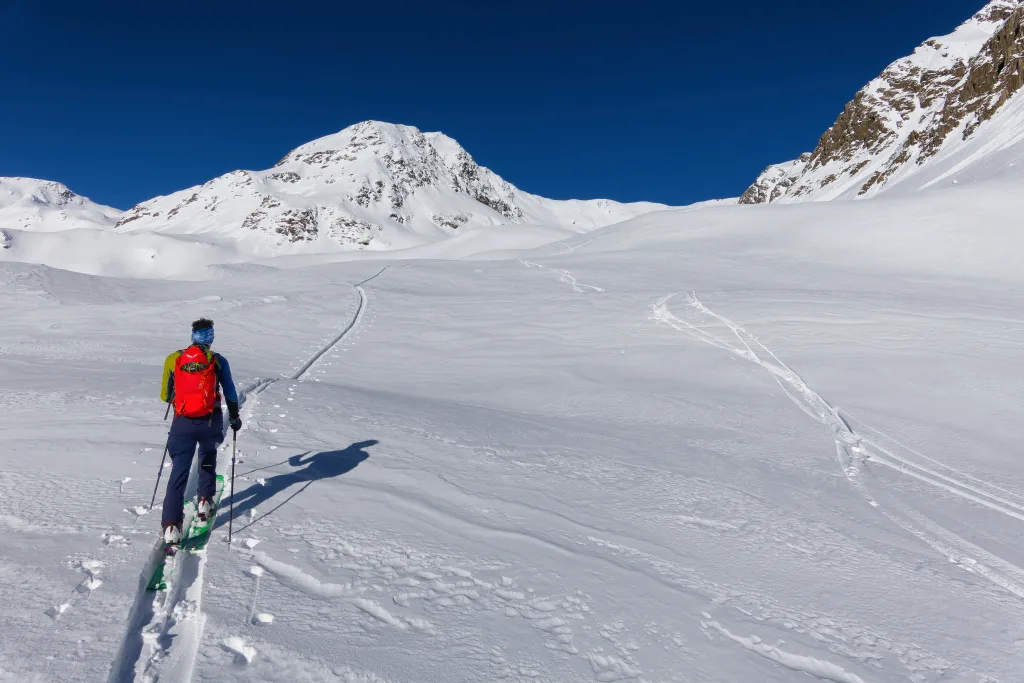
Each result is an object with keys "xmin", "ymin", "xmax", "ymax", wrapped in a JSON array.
[{"xmin": 192, "ymin": 327, "xmax": 214, "ymax": 346}]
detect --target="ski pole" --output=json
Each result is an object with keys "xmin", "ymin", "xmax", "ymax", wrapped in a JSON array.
[
  {"xmin": 148, "ymin": 399, "xmax": 175, "ymax": 511},
  {"xmin": 228, "ymin": 429, "xmax": 237, "ymax": 545}
]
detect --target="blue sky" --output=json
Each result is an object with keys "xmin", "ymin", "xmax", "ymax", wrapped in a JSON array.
[{"xmin": 1, "ymin": 0, "xmax": 980, "ymax": 209}]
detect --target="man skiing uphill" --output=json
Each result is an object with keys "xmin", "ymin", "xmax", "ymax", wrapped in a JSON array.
[{"xmin": 159, "ymin": 318, "xmax": 242, "ymax": 546}]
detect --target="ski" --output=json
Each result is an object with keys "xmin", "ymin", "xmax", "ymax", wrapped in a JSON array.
[
  {"xmin": 182, "ymin": 474, "xmax": 225, "ymax": 551},
  {"xmin": 146, "ymin": 527, "xmax": 189, "ymax": 592},
  {"xmin": 146, "ymin": 474, "xmax": 226, "ymax": 590}
]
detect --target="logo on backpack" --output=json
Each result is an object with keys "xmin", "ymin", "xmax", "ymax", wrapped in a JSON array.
[{"xmin": 173, "ymin": 345, "xmax": 219, "ymax": 418}]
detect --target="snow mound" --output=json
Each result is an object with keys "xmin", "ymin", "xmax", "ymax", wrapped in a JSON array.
[{"xmin": 0, "ymin": 177, "xmax": 121, "ymax": 232}]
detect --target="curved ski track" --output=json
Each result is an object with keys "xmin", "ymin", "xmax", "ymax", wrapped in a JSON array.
[
  {"xmin": 292, "ymin": 266, "xmax": 388, "ymax": 381},
  {"xmin": 651, "ymin": 292, "xmax": 1024, "ymax": 601},
  {"xmin": 519, "ymin": 258, "xmax": 604, "ymax": 293},
  {"xmin": 107, "ymin": 267, "xmax": 388, "ymax": 682}
]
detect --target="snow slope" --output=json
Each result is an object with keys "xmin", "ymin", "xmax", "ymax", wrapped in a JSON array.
[
  {"xmin": 2, "ymin": 168, "xmax": 1024, "ymax": 681},
  {"xmin": 111, "ymin": 121, "xmax": 670, "ymax": 257}
]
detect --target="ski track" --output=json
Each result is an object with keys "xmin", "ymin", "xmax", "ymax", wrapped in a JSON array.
[
  {"xmin": 701, "ymin": 617, "xmax": 868, "ymax": 683},
  {"xmin": 292, "ymin": 266, "xmax": 388, "ymax": 381},
  {"xmin": 519, "ymin": 258, "xmax": 604, "ymax": 293},
  {"xmin": 107, "ymin": 268, "xmax": 388, "ymax": 682},
  {"xmin": 651, "ymin": 292, "xmax": 1024, "ymax": 602}
]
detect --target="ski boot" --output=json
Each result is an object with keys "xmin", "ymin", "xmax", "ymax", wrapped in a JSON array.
[
  {"xmin": 197, "ymin": 497, "xmax": 215, "ymax": 522},
  {"xmin": 162, "ymin": 523, "xmax": 182, "ymax": 551}
]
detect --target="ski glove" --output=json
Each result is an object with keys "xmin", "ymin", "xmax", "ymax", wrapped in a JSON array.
[{"xmin": 227, "ymin": 399, "xmax": 241, "ymax": 432}]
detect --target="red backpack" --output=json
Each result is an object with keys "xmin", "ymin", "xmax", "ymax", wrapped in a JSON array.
[{"xmin": 173, "ymin": 345, "xmax": 220, "ymax": 418}]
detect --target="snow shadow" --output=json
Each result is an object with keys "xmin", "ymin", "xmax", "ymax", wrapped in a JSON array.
[{"xmin": 219, "ymin": 440, "xmax": 377, "ymax": 532}]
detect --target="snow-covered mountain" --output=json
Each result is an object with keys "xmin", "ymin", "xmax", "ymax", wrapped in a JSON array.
[
  {"xmin": 740, "ymin": 0, "xmax": 1024, "ymax": 203},
  {"xmin": 114, "ymin": 121, "xmax": 670, "ymax": 255},
  {"xmin": 0, "ymin": 177, "xmax": 122, "ymax": 234}
]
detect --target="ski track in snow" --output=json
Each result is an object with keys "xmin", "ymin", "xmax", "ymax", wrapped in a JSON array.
[
  {"xmin": 651, "ymin": 292, "xmax": 1024, "ymax": 602},
  {"xmin": 701, "ymin": 616, "xmax": 868, "ymax": 683},
  {"xmin": 519, "ymin": 258, "xmax": 604, "ymax": 293},
  {"xmin": 291, "ymin": 266, "xmax": 388, "ymax": 381},
  {"xmin": 107, "ymin": 268, "xmax": 388, "ymax": 682}
]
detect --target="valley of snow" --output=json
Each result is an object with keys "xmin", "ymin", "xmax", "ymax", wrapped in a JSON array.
[{"xmin": 2, "ymin": 157, "xmax": 1024, "ymax": 683}]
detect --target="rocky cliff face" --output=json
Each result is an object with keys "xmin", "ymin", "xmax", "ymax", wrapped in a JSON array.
[
  {"xmin": 115, "ymin": 122, "xmax": 668, "ymax": 253},
  {"xmin": 740, "ymin": 0, "xmax": 1024, "ymax": 204}
]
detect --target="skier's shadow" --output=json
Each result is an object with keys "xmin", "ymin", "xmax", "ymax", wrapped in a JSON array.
[{"xmin": 218, "ymin": 440, "xmax": 377, "ymax": 533}]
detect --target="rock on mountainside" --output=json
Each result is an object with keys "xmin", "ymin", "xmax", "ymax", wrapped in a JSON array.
[
  {"xmin": 740, "ymin": 0, "xmax": 1024, "ymax": 204},
  {"xmin": 0, "ymin": 177, "xmax": 122, "ymax": 232},
  {"xmin": 115, "ymin": 121, "xmax": 670, "ymax": 254}
]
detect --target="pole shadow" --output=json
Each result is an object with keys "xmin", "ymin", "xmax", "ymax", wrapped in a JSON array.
[{"xmin": 217, "ymin": 440, "xmax": 377, "ymax": 532}]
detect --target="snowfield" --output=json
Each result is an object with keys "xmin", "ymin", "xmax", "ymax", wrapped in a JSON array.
[{"xmin": 1, "ymin": 168, "xmax": 1023, "ymax": 682}]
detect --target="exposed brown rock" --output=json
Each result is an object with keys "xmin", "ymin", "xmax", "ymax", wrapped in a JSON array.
[{"xmin": 739, "ymin": 1, "xmax": 1024, "ymax": 204}]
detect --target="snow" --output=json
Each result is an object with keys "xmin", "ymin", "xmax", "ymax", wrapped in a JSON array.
[
  {"xmin": 0, "ymin": 123, "xmax": 677, "ymax": 278},
  {"xmin": 105, "ymin": 121, "xmax": 671, "ymax": 260},
  {"xmin": 0, "ymin": 177, "xmax": 122, "ymax": 232},
  {"xmin": 746, "ymin": 0, "xmax": 1024, "ymax": 204},
  {"xmin": 1, "ymin": 157, "xmax": 1023, "ymax": 683}
]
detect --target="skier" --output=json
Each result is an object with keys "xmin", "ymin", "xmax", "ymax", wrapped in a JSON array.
[{"xmin": 158, "ymin": 318, "xmax": 242, "ymax": 546}]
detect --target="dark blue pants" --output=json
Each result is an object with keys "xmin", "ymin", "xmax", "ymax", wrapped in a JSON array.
[{"xmin": 161, "ymin": 412, "xmax": 224, "ymax": 526}]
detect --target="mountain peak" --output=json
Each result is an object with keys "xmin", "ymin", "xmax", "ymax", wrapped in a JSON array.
[
  {"xmin": 112, "ymin": 121, "xmax": 669, "ymax": 254},
  {"xmin": 740, "ymin": 0, "xmax": 1024, "ymax": 204},
  {"xmin": 0, "ymin": 177, "xmax": 121, "ymax": 232},
  {"xmin": 277, "ymin": 121, "xmax": 442, "ymax": 162}
]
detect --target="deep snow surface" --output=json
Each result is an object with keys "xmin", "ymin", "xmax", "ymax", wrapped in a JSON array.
[{"xmin": 1, "ymin": 179, "xmax": 1023, "ymax": 682}]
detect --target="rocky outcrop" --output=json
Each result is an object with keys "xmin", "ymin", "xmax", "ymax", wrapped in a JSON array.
[
  {"xmin": 738, "ymin": 154, "xmax": 810, "ymax": 204},
  {"xmin": 740, "ymin": 0, "xmax": 1024, "ymax": 203}
]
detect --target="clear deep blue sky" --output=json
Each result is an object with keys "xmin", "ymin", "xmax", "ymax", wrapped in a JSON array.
[{"xmin": 1, "ymin": 0, "xmax": 980, "ymax": 209}]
